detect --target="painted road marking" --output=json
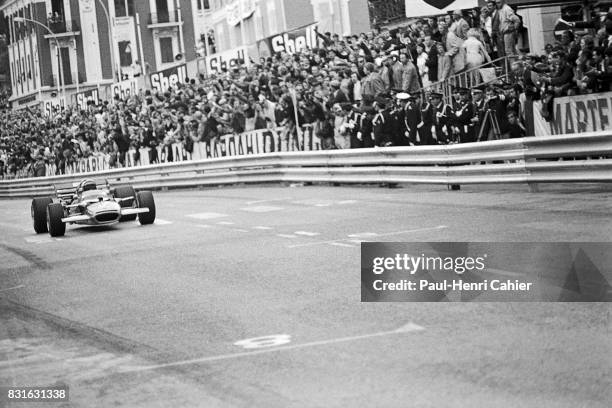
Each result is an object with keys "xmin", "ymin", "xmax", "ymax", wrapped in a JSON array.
[
  {"xmin": 253, "ymin": 226, "xmax": 273, "ymax": 230},
  {"xmin": 234, "ymin": 334, "xmax": 292, "ymax": 349},
  {"xmin": 119, "ymin": 323, "xmax": 424, "ymax": 373},
  {"xmin": 241, "ymin": 206, "xmax": 284, "ymax": 213},
  {"xmin": 287, "ymin": 226, "xmax": 448, "ymax": 249},
  {"xmin": 348, "ymin": 233, "xmax": 379, "ymax": 238},
  {"xmin": 277, "ymin": 234, "xmax": 297, "ymax": 239},
  {"xmin": 154, "ymin": 219, "xmax": 172, "ymax": 225},
  {"xmin": 329, "ymin": 242, "xmax": 356, "ymax": 248},
  {"xmin": 246, "ymin": 198, "xmax": 292, "ymax": 205},
  {"xmin": 338, "ymin": 200, "xmax": 357, "ymax": 204},
  {"xmin": 186, "ymin": 212, "xmax": 229, "ymax": 220},
  {"xmin": 294, "ymin": 231, "xmax": 320, "ymax": 237},
  {"xmin": 0, "ymin": 285, "xmax": 25, "ymax": 293},
  {"xmin": 194, "ymin": 224, "xmax": 213, "ymax": 228},
  {"xmin": 217, "ymin": 221, "xmax": 235, "ymax": 225},
  {"xmin": 232, "ymin": 229, "xmax": 249, "ymax": 233},
  {"xmin": 314, "ymin": 203, "xmax": 331, "ymax": 207}
]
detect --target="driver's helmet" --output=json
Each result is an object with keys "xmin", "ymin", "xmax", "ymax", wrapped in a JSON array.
[{"xmin": 78, "ymin": 179, "xmax": 97, "ymax": 193}]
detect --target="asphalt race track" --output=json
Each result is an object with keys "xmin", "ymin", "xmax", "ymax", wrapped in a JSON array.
[{"xmin": 1, "ymin": 184, "xmax": 610, "ymax": 407}]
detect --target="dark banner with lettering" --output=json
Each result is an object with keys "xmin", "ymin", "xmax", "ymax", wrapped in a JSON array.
[
  {"xmin": 192, "ymin": 127, "xmax": 320, "ymax": 160},
  {"xmin": 149, "ymin": 63, "xmax": 187, "ymax": 93},
  {"xmin": 256, "ymin": 23, "xmax": 324, "ymax": 58}
]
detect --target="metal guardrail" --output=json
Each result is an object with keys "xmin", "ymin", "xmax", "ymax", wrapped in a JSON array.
[
  {"xmin": 421, "ymin": 55, "xmax": 515, "ymax": 104},
  {"xmin": 1, "ymin": 132, "xmax": 611, "ymax": 198}
]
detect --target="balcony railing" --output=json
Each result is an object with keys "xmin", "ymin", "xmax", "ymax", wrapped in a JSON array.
[
  {"xmin": 148, "ymin": 10, "xmax": 181, "ymax": 25},
  {"xmin": 48, "ymin": 19, "xmax": 80, "ymax": 34}
]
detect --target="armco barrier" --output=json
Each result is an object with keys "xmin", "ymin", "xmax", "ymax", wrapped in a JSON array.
[
  {"xmin": 1, "ymin": 132, "xmax": 611, "ymax": 198},
  {"xmin": 39, "ymin": 126, "xmax": 321, "ymax": 177}
]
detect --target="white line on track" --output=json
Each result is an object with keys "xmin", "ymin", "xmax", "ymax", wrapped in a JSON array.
[
  {"xmin": 186, "ymin": 212, "xmax": 229, "ymax": 220},
  {"xmin": 245, "ymin": 198, "xmax": 292, "ymax": 205},
  {"xmin": 294, "ymin": 231, "xmax": 320, "ymax": 236},
  {"xmin": 329, "ymin": 242, "xmax": 355, "ymax": 248},
  {"xmin": 232, "ymin": 229, "xmax": 249, "ymax": 233},
  {"xmin": 119, "ymin": 323, "xmax": 424, "ymax": 373},
  {"xmin": 277, "ymin": 234, "xmax": 297, "ymax": 238},
  {"xmin": 347, "ymin": 233, "xmax": 379, "ymax": 238},
  {"xmin": 217, "ymin": 221, "xmax": 235, "ymax": 225},
  {"xmin": 338, "ymin": 200, "xmax": 357, "ymax": 204},
  {"xmin": 240, "ymin": 206, "xmax": 284, "ymax": 213},
  {"xmin": 253, "ymin": 226, "xmax": 273, "ymax": 230},
  {"xmin": 154, "ymin": 219, "xmax": 173, "ymax": 225},
  {"xmin": 287, "ymin": 226, "xmax": 448, "ymax": 248},
  {"xmin": 194, "ymin": 224, "xmax": 213, "ymax": 228},
  {"xmin": 0, "ymin": 285, "xmax": 25, "ymax": 293}
]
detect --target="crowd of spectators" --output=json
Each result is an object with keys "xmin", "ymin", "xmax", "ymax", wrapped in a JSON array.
[{"xmin": 2, "ymin": 0, "xmax": 612, "ymax": 178}]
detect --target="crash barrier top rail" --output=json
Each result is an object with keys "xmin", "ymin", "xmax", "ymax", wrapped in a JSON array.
[{"xmin": 0, "ymin": 132, "xmax": 611, "ymax": 198}]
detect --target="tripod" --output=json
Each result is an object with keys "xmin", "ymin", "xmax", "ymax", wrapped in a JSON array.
[{"xmin": 477, "ymin": 109, "xmax": 502, "ymax": 142}]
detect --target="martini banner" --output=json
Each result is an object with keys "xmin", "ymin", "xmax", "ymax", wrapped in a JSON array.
[{"xmin": 405, "ymin": 0, "xmax": 479, "ymax": 17}]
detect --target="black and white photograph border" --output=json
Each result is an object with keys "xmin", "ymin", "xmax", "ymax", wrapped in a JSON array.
[{"xmin": 0, "ymin": 0, "xmax": 611, "ymax": 406}]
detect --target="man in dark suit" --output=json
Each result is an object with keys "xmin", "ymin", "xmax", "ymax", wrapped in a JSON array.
[
  {"xmin": 424, "ymin": 35, "xmax": 438, "ymax": 83},
  {"xmin": 372, "ymin": 97, "xmax": 394, "ymax": 147},
  {"xmin": 419, "ymin": 93, "xmax": 435, "ymax": 145},
  {"xmin": 356, "ymin": 106, "xmax": 376, "ymax": 148},
  {"xmin": 390, "ymin": 92, "xmax": 408, "ymax": 146},
  {"xmin": 403, "ymin": 94, "xmax": 421, "ymax": 146},
  {"xmin": 471, "ymin": 87, "xmax": 487, "ymax": 141},
  {"xmin": 453, "ymin": 88, "xmax": 476, "ymax": 143},
  {"xmin": 430, "ymin": 92, "xmax": 453, "ymax": 144}
]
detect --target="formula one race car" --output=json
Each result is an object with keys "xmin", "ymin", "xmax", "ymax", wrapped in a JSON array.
[{"xmin": 31, "ymin": 179, "xmax": 156, "ymax": 237}]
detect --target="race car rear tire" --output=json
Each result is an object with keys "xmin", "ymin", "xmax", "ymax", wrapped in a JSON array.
[
  {"xmin": 47, "ymin": 203, "xmax": 66, "ymax": 237},
  {"xmin": 137, "ymin": 191, "xmax": 156, "ymax": 225},
  {"xmin": 32, "ymin": 197, "xmax": 53, "ymax": 233},
  {"xmin": 114, "ymin": 185, "xmax": 138, "ymax": 222}
]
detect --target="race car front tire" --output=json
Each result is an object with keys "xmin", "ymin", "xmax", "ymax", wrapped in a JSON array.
[
  {"xmin": 47, "ymin": 203, "xmax": 66, "ymax": 237},
  {"xmin": 114, "ymin": 185, "xmax": 138, "ymax": 222},
  {"xmin": 137, "ymin": 191, "xmax": 156, "ymax": 225},
  {"xmin": 32, "ymin": 197, "xmax": 53, "ymax": 233}
]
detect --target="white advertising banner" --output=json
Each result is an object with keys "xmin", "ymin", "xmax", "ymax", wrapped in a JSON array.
[
  {"xmin": 49, "ymin": 127, "xmax": 322, "ymax": 176},
  {"xmin": 405, "ymin": 0, "xmax": 479, "ymax": 18},
  {"xmin": 205, "ymin": 46, "xmax": 252, "ymax": 75},
  {"xmin": 110, "ymin": 78, "xmax": 141, "ymax": 101},
  {"xmin": 532, "ymin": 91, "xmax": 612, "ymax": 136},
  {"xmin": 42, "ymin": 98, "xmax": 66, "ymax": 117}
]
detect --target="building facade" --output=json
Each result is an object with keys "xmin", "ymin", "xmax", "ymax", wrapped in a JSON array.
[
  {"xmin": 0, "ymin": 0, "xmax": 369, "ymax": 107},
  {"xmin": 200, "ymin": 0, "xmax": 370, "ymax": 54},
  {"xmin": 0, "ymin": 0, "xmax": 197, "ymax": 108}
]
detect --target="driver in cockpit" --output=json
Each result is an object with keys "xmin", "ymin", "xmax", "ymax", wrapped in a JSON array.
[{"xmin": 77, "ymin": 179, "xmax": 98, "ymax": 195}]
